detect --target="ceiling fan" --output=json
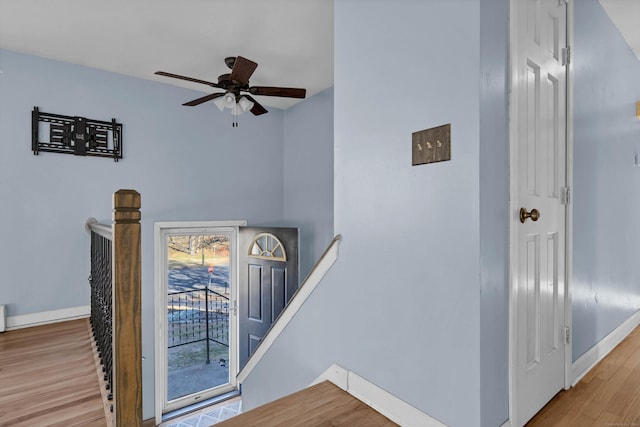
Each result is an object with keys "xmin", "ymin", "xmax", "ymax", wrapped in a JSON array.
[{"xmin": 155, "ymin": 56, "xmax": 306, "ymax": 121}]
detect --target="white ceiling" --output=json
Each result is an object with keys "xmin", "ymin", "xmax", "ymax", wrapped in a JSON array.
[
  {"xmin": 599, "ymin": 0, "xmax": 640, "ymax": 62},
  {"xmin": 0, "ymin": 0, "xmax": 638, "ymax": 112},
  {"xmin": 0, "ymin": 0, "xmax": 334, "ymax": 110}
]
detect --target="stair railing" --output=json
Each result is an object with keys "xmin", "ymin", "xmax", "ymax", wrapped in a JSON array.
[{"xmin": 86, "ymin": 189, "xmax": 142, "ymax": 426}]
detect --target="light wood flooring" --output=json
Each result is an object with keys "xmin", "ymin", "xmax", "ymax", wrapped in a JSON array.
[
  {"xmin": 528, "ymin": 325, "xmax": 640, "ymax": 425},
  {"xmin": 0, "ymin": 318, "xmax": 106, "ymax": 427},
  {"xmin": 214, "ymin": 381, "xmax": 398, "ymax": 427},
  {"xmin": 166, "ymin": 324, "xmax": 640, "ymax": 426},
  {"xmin": 3, "ymin": 320, "xmax": 640, "ymax": 426}
]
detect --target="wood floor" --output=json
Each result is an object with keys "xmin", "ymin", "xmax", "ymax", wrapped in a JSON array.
[
  {"xmin": 215, "ymin": 381, "xmax": 398, "ymax": 427},
  {"xmin": 528, "ymin": 325, "xmax": 640, "ymax": 425},
  {"xmin": 3, "ymin": 320, "xmax": 640, "ymax": 426},
  {"xmin": 0, "ymin": 319, "xmax": 106, "ymax": 427}
]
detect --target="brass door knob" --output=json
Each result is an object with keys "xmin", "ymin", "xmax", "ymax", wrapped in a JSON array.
[{"xmin": 519, "ymin": 207, "xmax": 540, "ymax": 224}]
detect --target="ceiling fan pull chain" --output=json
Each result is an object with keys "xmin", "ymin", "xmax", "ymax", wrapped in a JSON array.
[{"xmin": 232, "ymin": 103, "xmax": 237, "ymax": 127}]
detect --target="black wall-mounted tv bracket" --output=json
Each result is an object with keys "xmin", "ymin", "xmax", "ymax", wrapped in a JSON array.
[{"xmin": 32, "ymin": 106, "xmax": 123, "ymax": 162}]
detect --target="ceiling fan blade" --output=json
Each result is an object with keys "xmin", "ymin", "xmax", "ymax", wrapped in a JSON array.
[
  {"xmin": 155, "ymin": 71, "xmax": 220, "ymax": 88},
  {"xmin": 244, "ymin": 95, "xmax": 268, "ymax": 116},
  {"xmin": 249, "ymin": 86, "xmax": 306, "ymax": 98},
  {"xmin": 229, "ymin": 56, "xmax": 258, "ymax": 85},
  {"xmin": 182, "ymin": 93, "xmax": 224, "ymax": 106}
]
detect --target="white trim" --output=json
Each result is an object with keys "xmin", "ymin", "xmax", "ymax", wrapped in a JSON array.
[
  {"xmin": 564, "ymin": 0, "xmax": 575, "ymax": 391},
  {"xmin": 154, "ymin": 223, "xmax": 165, "ymax": 425},
  {"xmin": 155, "ymin": 220, "xmax": 246, "ymax": 230},
  {"xmin": 572, "ymin": 309, "xmax": 640, "ymax": 386},
  {"xmin": 0, "ymin": 304, "xmax": 6, "ymax": 332},
  {"xmin": 507, "ymin": 0, "xmax": 521, "ymax": 422},
  {"xmin": 236, "ymin": 235, "xmax": 341, "ymax": 384},
  {"xmin": 154, "ymin": 220, "xmax": 246, "ymax": 425},
  {"xmin": 311, "ymin": 364, "xmax": 349, "ymax": 390},
  {"xmin": 502, "ymin": 308, "xmax": 640, "ymax": 426},
  {"xmin": 5, "ymin": 305, "xmax": 90, "ymax": 331},
  {"xmin": 312, "ymin": 364, "xmax": 446, "ymax": 427}
]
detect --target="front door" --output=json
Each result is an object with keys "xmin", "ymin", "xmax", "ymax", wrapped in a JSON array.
[
  {"xmin": 238, "ymin": 227, "xmax": 298, "ymax": 369},
  {"xmin": 512, "ymin": 0, "xmax": 568, "ymax": 424}
]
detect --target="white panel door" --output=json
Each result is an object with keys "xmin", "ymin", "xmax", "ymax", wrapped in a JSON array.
[{"xmin": 513, "ymin": 0, "xmax": 568, "ymax": 425}]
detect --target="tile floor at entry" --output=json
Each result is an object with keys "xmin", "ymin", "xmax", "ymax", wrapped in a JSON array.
[{"xmin": 161, "ymin": 398, "xmax": 242, "ymax": 427}]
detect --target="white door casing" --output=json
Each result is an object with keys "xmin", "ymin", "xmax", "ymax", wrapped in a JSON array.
[
  {"xmin": 509, "ymin": 0, "xmax": 569, "ymax": 425},
  {"xmin": 154, "ymin": 220, "xmax": 245, "ymax": 425}
]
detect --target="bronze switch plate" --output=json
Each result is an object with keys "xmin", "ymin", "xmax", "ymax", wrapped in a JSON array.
[{"xmin": 412, "ymin": 124, "xmax": 451, "ymax": 166}]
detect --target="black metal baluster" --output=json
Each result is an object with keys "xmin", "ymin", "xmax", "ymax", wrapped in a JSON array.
[
  {"xmin": 89, "ymin": 231, "xmax": 114, "ymax": 412},
  {"xmin": 205, "ymin": 288, "xmax": 210, "ymax": 364}
]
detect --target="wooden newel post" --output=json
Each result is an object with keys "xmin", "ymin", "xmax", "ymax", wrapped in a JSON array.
[{"xmin": 113, "ymin": 190, "xmax": 142, "ymax": 426}]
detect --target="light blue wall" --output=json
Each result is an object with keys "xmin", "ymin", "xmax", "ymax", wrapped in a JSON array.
[
  {"xmin": 284, "ymin": 87, "xmax": 334, "ymax": 279},
  {"xmin": 0, "ymin": 48, "xmax": 286, "ymax": 419},
  {"xmin": 0, "ymin": 48, "xmax": 336, "ymax": 419},
  {"xmin": 572, "ymin": 0, "xmax": 640, "ymax": 360},
  {"xmin": 8, "ymin": 0, "xmax": 640, "ymax": 422},
  {"xmin": 241, "ymin": 1, "xmax": 483, "ymax": 425},
  {"xmin": 479, "ymin": 0, "xmax": 510, "ymax": 425},
  {"xmin": 334, "ymin": 1, "xmax": 481, "ymax": 423}
]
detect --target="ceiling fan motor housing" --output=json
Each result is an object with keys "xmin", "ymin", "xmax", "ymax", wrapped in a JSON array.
[
  {"xmin": 224, "ymin": 56, "xmax": 236, "ymax": 69},
  {"xmin": 217, "ymin": 73, "xmax": 249, "ymax": 96}
]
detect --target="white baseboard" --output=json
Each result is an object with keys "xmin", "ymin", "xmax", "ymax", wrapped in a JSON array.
[
  {"xmin": 313, "ymin": 364, "xmax": 447, "ymax": 427},
  {"xmin": 572, "ymin": 309, "xmax": 640, "ymax": 386},
  {"xmin": 6, "ymin": 305, "xmax": 90, "ymax": 331},
  {"xmin": 499, "ymin": 310, "xmax": 640, "ymax": 427},
  {"xmin": 0, "ymin": 304, "xmax": 6, "ymax": 332}
]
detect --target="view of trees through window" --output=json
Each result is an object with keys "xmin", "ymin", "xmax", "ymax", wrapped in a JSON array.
[
  {"xmin": 168, "ymin": 235, "xmax": 230, "ymax": 266},
  {"xmin": 166, "ymin": 233, "xmax": 232, "ymax": 402}
]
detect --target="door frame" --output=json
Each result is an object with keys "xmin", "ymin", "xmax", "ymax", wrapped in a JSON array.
[
  {"xmin": 507, "ymin": 0, "xmax": 574, "ymax": 424},
  {"xmin": 154, "ymin": 220, "xmax": 246, "ymax": 424}
]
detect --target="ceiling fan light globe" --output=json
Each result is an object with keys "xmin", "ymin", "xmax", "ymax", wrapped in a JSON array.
[
  {"xmin": 238, "ymin": 96, "xmax": 254, "ymax": 113},
  {"xmin": 213, "ymin": 97, "xmax": 226, "ymax": 111},
  {"xmin": 214, "ymin": 93, "xmax": 236, "ymax": 111}
]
